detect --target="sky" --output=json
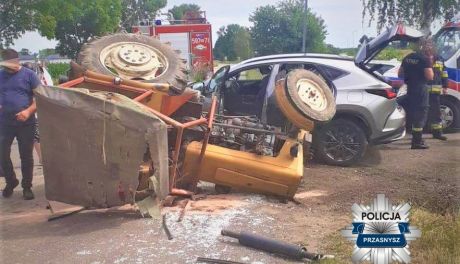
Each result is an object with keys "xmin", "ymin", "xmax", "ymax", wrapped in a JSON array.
[{"xmin": 12, "ymin": 0, "xmax": 379, "ymax": 53}]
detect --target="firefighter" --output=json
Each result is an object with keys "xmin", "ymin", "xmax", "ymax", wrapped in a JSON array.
[
  {"xmin": 427, "ymin": 57, "xmax": 449, "ymax": 140},
  {"xmin": 398, "ymin": 38, "xmax": 434, "ymax": 149}
]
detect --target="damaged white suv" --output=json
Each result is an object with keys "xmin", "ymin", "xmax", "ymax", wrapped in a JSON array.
[{"xmin": 202, "ymin": 24, "xmax": 423, "ymax": 166}]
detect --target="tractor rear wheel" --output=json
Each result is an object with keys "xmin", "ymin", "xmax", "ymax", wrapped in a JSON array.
[
  {"xmin": 274, "ymin": 69, "xmax": 336, "ymax": 130},
  {"xmin": 77, "ymin": 33, "xmax": 188, "ymax": 93}
]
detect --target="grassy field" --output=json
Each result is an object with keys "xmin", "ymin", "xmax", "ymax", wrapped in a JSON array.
[{"xmin": 318, "ymin": 208, "xmax": 459, "ymax": 264}]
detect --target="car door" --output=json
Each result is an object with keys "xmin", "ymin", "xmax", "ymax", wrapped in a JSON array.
[{"xmin": 223, "ymin": 65, "xmax": 274, "ymax": 116}]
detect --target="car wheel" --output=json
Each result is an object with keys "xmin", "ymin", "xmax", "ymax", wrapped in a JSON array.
[
  {"xmin": 314, "ymin": 119, "xmax": 368, "ymax": 166},
  {"xmin": 440, "ymin": 96, "xmax": 460, "ymax": 133}
]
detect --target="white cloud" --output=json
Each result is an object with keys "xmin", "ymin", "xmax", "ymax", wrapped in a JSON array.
[{"xmin": 12, "ymin": 31, "xmax": 58, "ymax": 54}]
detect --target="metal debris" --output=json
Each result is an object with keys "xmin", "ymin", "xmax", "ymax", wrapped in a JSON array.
[{"xmin": 162, "ymin": 214, "xmax": 173, "ymax": 240}]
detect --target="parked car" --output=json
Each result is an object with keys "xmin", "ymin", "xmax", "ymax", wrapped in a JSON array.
[{"xmin": 199, "ymin": 25, "xmax": 423, "ymax": 166}]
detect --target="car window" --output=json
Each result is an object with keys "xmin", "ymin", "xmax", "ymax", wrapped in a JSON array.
[
  {"xmin": 435, "ymin": 28, "xmax": 460, "ymax": 62},
  {"xmin": 367, "ymin": 63, "xmax": 395, "ymax": 75},
  {"xmin": 222, "ymin": 65, "xmax": 274, "ymax": 116},
  {"xmin": 319, "ymin": 65, "xmax": 348, "ymax": 80},
  {"xmin": 225, "ymin": 65, "xmax": 273, "ymax": 90},
  {"xmin": 236, "ymin": 67, "xmax": 270, "ymax": 81},
  {"xmin": 239, "ymin": 68, "xmax": 262, "ymax": 80}
]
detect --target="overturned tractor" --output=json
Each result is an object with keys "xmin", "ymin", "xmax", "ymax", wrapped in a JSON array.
[{"xmin": 35, "ymin": 33, "xmax": 336, "ymax": 216}]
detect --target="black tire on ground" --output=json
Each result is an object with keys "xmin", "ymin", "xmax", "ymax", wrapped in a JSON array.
[
  {"xmin": 77, "ymin": 33, "xmax": 188, "ymax": 93},
  {"xmin": 285, "ymin": 69, "xmax": 336, "ymax": 123},
  {"xmin": 440, "ymin": 96, "xmax": 460, "ymax": 133},
  {"xmin": 313, "ymin": 118, "xmax": 368, "ymax": 166}
]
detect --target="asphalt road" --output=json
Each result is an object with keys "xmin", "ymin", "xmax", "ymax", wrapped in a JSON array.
[{"xmin": 0, "ymin": 133, "xmax": 459, "ymax": 264}]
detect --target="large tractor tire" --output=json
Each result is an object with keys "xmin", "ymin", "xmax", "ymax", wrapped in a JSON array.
[
  {"xmin": 274, "ymin": 69, "xmax": 336, "ymax": 130},
  {"xmin": 77, "ymin": 33, "xmax": 188, "ymax": 93}
]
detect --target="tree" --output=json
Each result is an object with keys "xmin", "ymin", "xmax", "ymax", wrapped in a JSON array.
[
  {"xmin": 0, "ymin": 0, "xmax": 36, "ymax": 49},
  {"xmin": 214, "ymin": 24, "xmax": 253, "ymax": 61},
  {"xmin": 19, "ymin": 48, "xmax": 31, "ymax": 55},
  {"xmin": 249, "ymin": 0, "xmax": 328, "ymax": 56},
  {"xmin": 121, "ymin": 0, "xmax": 167, "ymax": 30},
  {"xmin": 168, "ymin": 3, "xmax": 201, "ymax": 24},
  {"xmin": 362, "ymin": 0, "xmax": 460, "ymax": 32},
  {"xmin": 35, "ymin": 0, "xmax": 122, "ymax": 59}
]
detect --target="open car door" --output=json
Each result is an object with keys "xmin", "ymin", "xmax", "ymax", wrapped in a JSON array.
[{"xmin": 355, "ymin": 24, "xmax": 424, "ymax": 67}]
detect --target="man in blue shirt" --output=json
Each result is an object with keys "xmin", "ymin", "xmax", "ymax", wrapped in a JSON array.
[{"xmin": 0, "ymin": 49, "xmax": 40, "ymax": 199}]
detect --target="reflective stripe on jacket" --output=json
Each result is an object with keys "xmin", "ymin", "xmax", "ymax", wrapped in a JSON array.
[{"xmin": 429, "ymin": 61, "xmax": 448, "ymax": 94}]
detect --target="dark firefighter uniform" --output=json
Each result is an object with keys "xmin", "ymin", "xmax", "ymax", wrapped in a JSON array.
[
  {"xmin": 427, "ymin": 59, "xmax": 449, "ymax": 140},
  {"xmin": 400, "ymin": 52, "xmax": 431, "ymax": 149}
]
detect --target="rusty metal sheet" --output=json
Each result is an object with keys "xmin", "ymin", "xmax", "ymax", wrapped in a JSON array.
[{"xmin": 35, "ymin": 86, "xmax": 169, "ymax": 210}]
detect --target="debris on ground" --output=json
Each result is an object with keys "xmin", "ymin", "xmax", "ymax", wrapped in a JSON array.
[{"xmin": 221, "ymin": 229, "xmax": 327, "ymax": 261}]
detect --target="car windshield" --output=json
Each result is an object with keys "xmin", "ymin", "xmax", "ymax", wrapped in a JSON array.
[
  {"xmin": 208, "ymin": 66, "xmax": 229, "ymax": 92},
  {"xmin": 435, "ymin": 28, "xmax": 460, "ymax": 61}
]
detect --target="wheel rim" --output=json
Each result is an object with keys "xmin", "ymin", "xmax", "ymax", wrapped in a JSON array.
[
  {"xmin": 440, "ymin": 105, "xmax": 454, "ymax": 129},
  {"xmin": 99, "ymin": 42, "xmax": 169, "ymax": 80},
  {"xmin": 296, "ymin": 78, "xmax": 328, "ymax": 112},
  {"xmin": 322, "ymin": 125, "xmax": 361, "ymax": 162}
]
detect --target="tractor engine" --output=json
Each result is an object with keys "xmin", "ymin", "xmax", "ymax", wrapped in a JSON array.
[{"xmin": 209, "ymin": 116, "xmax": 282, "ymax": 156}]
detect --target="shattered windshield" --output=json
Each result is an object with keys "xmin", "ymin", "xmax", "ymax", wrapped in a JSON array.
[{"xmin": 435, "ymin": 28, "xmax": 460, "ymax": 61}]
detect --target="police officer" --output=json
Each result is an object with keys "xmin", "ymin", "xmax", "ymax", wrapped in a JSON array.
[
  {"xmin": 398, "ymin": 38, "xmax": 434, "ymax": 149},
  {"xmin": 427, "ymin": 57, "xmax": 449, "ymax": 140}
]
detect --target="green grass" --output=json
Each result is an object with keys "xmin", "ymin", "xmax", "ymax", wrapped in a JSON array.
[
  {"xmin": 46, "ymin": 62, "xmax": 70, "ymax": 80},
  {"xmin": 317, "ymin": 232, "xmax": 353, "ymax": 264},
  {"xmin": 410, "ymin": 208, "xmax": 460, "ymax": 264},
  {"xmin": 317, "ymin": 207, "xmax": 459, "ymax": 264}
]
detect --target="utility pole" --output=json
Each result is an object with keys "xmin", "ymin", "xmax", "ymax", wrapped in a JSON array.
[{"xmin": 301, "ymin": 0, "xmax": 308, "ymax": 53}]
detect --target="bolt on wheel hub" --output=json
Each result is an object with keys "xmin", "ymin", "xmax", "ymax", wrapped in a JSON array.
[
  {"xmin": 99, "ymin": 42, "xmax": 168, "ymax": 80},
  {"xmin": 118, "ymin": 45, "xmax": 152, "ymax": 65},
  {"xmin": 296, "ymin": 79, "xmax": 328, "ymax": 112}
]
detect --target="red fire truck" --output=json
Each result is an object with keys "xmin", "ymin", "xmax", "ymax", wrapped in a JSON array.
[{"xmin": 132, "ymin": 11, "xmax": 213, "ymax": 73}]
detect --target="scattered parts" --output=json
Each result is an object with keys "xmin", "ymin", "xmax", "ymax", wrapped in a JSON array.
[
  {"xmin": 221, "ymin": 229, "xmax": 326, "ymax": 260},
  {"xmin": 162, "ymin": 214, "xmax": 173, "ymax": 240},
  {"xmin": 177, "ymin": 199, "xmax": 190, "ymax": 222},
  {"xmin": 196, "ymin": 257, "xmax": 245, "ymax": 264},
  {"xmin": 46, "ymin": 201, "xmax": 86, "ymax": 221}
]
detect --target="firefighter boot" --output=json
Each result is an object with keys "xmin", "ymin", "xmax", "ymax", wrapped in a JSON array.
[
  {"xmin": 411, "ymin": 132, "xmax": 429, "ymax": 149},
  {"xmin": 432, "ymin": 130, "xmax": 447, "ymax": 141}
]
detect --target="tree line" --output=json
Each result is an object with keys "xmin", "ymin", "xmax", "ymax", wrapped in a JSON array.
[
  {"xmin": 213, "ymin": 0, "xmax": 459, "ymax": 61},
  {"xmin": 1, "ymin": 0, "xmax": 458, "ymax": 60},
  {"xmin": 0, "ymin": 0, "xmax": 199, "ymax": 59},
  {"xmin": 214, "ymin": 0, "xmax": 329, "ymax": 61}
]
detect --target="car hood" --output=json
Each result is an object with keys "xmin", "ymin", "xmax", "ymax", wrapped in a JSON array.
[{"xmin": 355, "ymin": 24, "xmax": 424, "ymax": 66}]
